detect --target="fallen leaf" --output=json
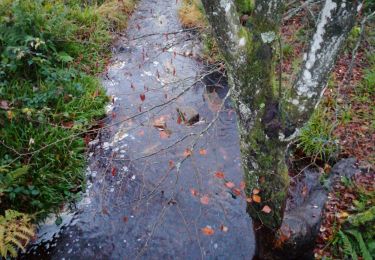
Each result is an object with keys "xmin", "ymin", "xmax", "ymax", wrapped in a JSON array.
[
  {"xmin": 324, "ymin": 163, "xmax": 331, "ymax": 174},
  {"xmin": 220, "ymin": 225, "xmax": 229, "ymax": 232},
  {"xmin": 201, "ymin": 226, "xmax": 214, "ymax": 236},
  {"xmin": 137, "ymin": 130, "xmax": 145, "ymax": 136},
  {"xmin": 232, "ymin": 188, "xmax": 241, "ymax": 196},
  {"xmin": 214, "ymin": 171, "xmax": 225, "ymax": 179},
  {"xmin": 252, "ymin": 194, "xmax": 261, "ymax": 203},
  {"xmin": 123, "ymin": 216, "xmax": 128, "ymax": 222},
  {"xmin": 252, "ymin": 188, "xmax": 260, "ymax": 195},
  {"xmin": 92, "ymin": 89, "xmax": 100, "ymax": 98},
  {"xmin": 111, "ymin": 167, "xmax": 117, "ymax": 177},
  {"xmin": 62, "ymin": 121, "xmax": 74, "ymax": 128},
  {"xmin": 190, "ymin": 188, "xmax": 199, "ymax": 196},
  {"xmin": 140, "ymin": 93, "xmax": 146, "ymax": 101},
  {"xmin": 183, "ymin": 148, "xmax": 192, "ymax": 157},
  {"xmin": 168, "ymin": 160, "xmax": 175, "ymax": 168},
  {"xmin": 0, "ymin": 100, "xmax": 9, "ymax": 110},
  {"xmin": 199, "ymin": 149, "xmax": 207, "ymax": 155},
  {"xmin": 261, "ymin": 205, "xmax": 272, "ymax": 213},
  {"xmin": 159, "ymin": 130, "xmax": 171, "ymax": 139},
  {"xmin": 200, "ymin": 195, "xmax": 210, "ymax": 205},
  {"xmin": 246, "ymin": 197, "xmax": 252, "ymax": 203},
  {"xmin": 225, "ymin": 182, "xmax": 235, "ymax": 189}
]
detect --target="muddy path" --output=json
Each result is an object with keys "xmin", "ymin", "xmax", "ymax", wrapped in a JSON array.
[{"xmin": 23, "ymin": 0, "xmax": 255, "ymax": 259}]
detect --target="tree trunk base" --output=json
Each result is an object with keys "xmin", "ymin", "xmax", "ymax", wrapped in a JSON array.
[{"xmin": 253, "ymin": 158, "xmax": 358, "ymax": 259}]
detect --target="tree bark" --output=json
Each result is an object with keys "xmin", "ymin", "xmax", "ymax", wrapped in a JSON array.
[{"xmin": 201, "ymin": 0, "xmax": 360, "ymax": 232}]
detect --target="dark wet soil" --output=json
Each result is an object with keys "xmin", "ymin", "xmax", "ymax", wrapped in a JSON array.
[{"xmin": 22, "ymin": 1, "xmax": 255, "ymax": 259}]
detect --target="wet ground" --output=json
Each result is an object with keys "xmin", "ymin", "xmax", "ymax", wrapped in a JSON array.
[{"xmin": 22, "ymin": 0, "xmax": 255, "ymax": 259}]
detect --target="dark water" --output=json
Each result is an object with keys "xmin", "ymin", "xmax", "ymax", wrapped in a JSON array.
[{"xmin": 22, "ymin": 0, "xmax": 255, "ymax": 258}]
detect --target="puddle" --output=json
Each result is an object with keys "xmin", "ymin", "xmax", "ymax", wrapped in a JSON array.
[{"xmin": 21, "ymin": 0, "xmax": 255, "ymax": 259}]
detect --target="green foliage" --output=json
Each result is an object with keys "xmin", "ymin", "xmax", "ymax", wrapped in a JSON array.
[
  {"xmin": 234, "ymin": 0, "xmax": 254, "ymax": 14},
  {"xmin": 333, "ymin": 181, "xmax": 375, "ymax": 260},
  {"xmin": 297, "ymin": 107, "xmax": 339, "ymax": 161},
  {"xmin": 0, "ymin": 210, "xmax": 35, "ymax": 258},
  {"xmin": 0, "ymin": 0, "xmax": 115, "ymax": 220}
]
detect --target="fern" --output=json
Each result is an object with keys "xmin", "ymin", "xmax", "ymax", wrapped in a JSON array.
[
  {"xmin": 0, "ymin": 210, "xmax": 35, "ymax": 258},
  {"xmin": 346, "ymin": 229, "xmax": 372, "ymax": 260},
  {"xmin": 338, "ymin": 230, "xmax": 358, "ymax": 260}
]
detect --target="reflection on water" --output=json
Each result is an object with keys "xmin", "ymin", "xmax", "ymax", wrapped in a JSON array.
[{"xmin": 22, "ymin": 0, "xmax": 255, "ymax": 259}]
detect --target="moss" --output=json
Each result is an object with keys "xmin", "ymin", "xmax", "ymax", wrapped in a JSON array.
[{"xmin": 234, "ymin": 0, "xmax": 254, "ymax": 14}]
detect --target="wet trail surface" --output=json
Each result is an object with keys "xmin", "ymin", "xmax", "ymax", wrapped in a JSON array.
[{"xmin": 23, "ymin": 0, "xmax": 255, "ymax": 259}]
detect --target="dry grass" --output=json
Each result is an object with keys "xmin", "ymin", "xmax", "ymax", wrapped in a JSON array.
[
  {"xmin": 178, "ymin": 0, "xmax": 206, "ymax": 28},
  {"xmin": 97, "ymin": 0, "xmax": 136, "ymax": 31}
]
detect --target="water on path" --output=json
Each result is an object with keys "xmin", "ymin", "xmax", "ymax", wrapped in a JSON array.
[{"xmin": 23, "ymin": 0, "xmax": 255, "ymax": 258}]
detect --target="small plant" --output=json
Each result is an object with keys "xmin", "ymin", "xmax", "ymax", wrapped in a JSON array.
[
  {"xmin": 0, "ymin": 210, "xmax": 35, "ymax": 258},
  {"xmin": 297, "ymin": 107, "xmax": 339, "ymax": 162}
]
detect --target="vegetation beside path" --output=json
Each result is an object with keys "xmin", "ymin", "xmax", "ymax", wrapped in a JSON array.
[{"xmin": 0, "ymin": 0, "xmax": 135, "ymax": 257}]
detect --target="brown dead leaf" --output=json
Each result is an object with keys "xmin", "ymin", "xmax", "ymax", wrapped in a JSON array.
[
  {"xmin": 252, "ymin": 194, "xmax": 261, "ymax": 203},
  {"xmin": 200, "ymin": 195, "xmax": 210, "ymax": 205},
  {"xmin": 62, "ymin": 121, "xmax": 74, "ymax": 128},
  {"xmin": 201, "ymin": 226, "xmax": 214, "ymax": 236}
]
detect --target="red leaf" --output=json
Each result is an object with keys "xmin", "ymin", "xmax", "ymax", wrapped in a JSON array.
[
  {"xmin": 214, "ymin": 171, "xmax": 225, "ymax": 179},
  {"xmin": 232, "ymin": 188, "xmax": 241, "ymax": 196},
  {"xmin": 111, "ymin": 167, "xmax": 117, "ymax": 176},
  {"xmin": 140, "ymin": 93, "xmax": 146, "ymax": 101},
  {"xmin": 168, "ymin": 160, "xmax": 175, "ymax": 168}
]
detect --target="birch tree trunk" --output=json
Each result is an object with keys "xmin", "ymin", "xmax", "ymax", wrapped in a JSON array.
[{"xmin": 200, "ymin": 0, "xmax": 360, "ymax": 232}]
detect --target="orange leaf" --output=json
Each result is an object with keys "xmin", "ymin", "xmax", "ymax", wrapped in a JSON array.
[
  {"xmin": 190, "ymin": 188, "xmax": 199, "ymax": 196},
  {"xmin": 252, "ymin": 188, "xmax": 260, "ymax": 195},
  {"xmin": 214, "ymin": 171, "xmax": 225, "ymax": 179},
  {"xmin": 200, "ymin": 195, "xmax": 210, "ymax": 205},
  {"xmin": 199, "ymin": 149, "xmax": 207, "ymax": 155},
  {"xmin": 252, "ymin": 194, "xmax": 261, "ymax": 203},
  {"xmin": 261, "ymin": 205, "xmax": 272, "ymax": 213},
  {"xmin": 201, "ymin": 226, "xmax": 214, "ymax": 236},
  {"xmin": 225, "ymin": 182, "xmax": 235, "ymax": 189}
]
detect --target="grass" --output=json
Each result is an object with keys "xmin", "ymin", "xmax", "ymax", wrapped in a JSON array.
[
  {"xmin": 178, "ymin": 0, "xmax": 222, "ymax": 63},
  {"xmin": 0, "ymin": 0, "xmax": 136, "ymax": 257}
]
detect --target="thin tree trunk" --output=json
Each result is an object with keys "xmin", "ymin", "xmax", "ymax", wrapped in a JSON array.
[{"xmin": 201, "ymin": 0, "xmax": 360, "ymax": 232}]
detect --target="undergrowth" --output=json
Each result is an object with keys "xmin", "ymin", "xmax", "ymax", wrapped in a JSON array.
[
  {"xmin": 178, "ymin": 0, "xmax": 222, "ymax": 63},
  {"xmin": 0, "ymin": 0, "xmax": 135, "ymax": 257}
]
